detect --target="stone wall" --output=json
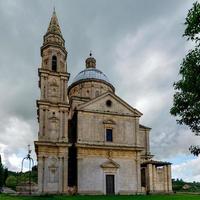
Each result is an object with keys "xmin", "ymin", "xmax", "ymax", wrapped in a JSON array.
[
  {"xmin": 68, "ymin": 81, "xmax": 114, "ymax": 100},
  {"xmin": 77, "ymin": 111, "xmax": 137, "ymax": 146},
  {"xmin": 139, "ymin": 128, "xmax": 150, "ymax": 156},
  {"xmin": 36, "ymin": 145, "xmax": 69, "ymax": 194},
  {"xmin": 77, "ymin": 152, "xmax": 141, "ymax": 195}
]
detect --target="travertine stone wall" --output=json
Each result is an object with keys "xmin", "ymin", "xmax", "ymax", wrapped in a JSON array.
[
  {"xmin": 42, "ymin": 47, "xmax": 67, "ymax": 72},
  {"xmin": 77, "ymin": 148, "xmax": 141, "ymax": 195},
  {"xmin": 68, "ymin": 81, "xmax": 114, "ymax": 100},
  {"xmin": 38, "ymin": 104, "xmax": 69, "ymax": 142},
  {"xmin": 77, "ymin": 111, "xmax": 137, "ymax": 145},
  {"xmin": 139, "ymin": 128, "xmax": 150, "ymax": 156},
  {"xmin": 37, "ymin": 146, "xmax": 68, "ymax": 194}
]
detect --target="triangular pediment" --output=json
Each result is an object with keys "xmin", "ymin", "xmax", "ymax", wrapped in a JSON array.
[
  {"xmin": 77, "ymin": 92, "xmax": 142, "ymax": 117},
  {"xmin": 100, "ymin": 159, "xmax": 120, "ymax": 169}
]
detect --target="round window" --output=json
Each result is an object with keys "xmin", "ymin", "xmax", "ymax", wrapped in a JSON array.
[{"xmin": 106, "ymin": 100, "xmax": 112, "ymax": 107}]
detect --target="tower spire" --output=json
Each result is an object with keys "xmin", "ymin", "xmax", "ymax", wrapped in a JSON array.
[
  {"xmin": 46, "ymin": 8, "xmax": 62, "ymax": 36},
  {"xmin": 41, "ymin": 9, "xmax": 66, "ymax": 55}
]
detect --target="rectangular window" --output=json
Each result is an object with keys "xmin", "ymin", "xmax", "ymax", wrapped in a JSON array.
[{"xmin": 106, "ymin": 129, "xmax": 113, "ymax": 142}]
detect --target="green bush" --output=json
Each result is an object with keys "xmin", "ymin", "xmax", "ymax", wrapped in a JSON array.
[{"xmin": 5, "ymin": 176, "xmax": 17, "ymax": 190}]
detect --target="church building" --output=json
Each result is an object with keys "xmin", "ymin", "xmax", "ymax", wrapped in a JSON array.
[{"xmin": 34, "ymin": 10, "xmax": 172, "ymax": 195}]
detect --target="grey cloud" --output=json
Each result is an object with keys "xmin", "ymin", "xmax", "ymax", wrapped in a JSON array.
[{"xmin": 0, "ymin": 0, "xmax": 198, "ymax": 174}]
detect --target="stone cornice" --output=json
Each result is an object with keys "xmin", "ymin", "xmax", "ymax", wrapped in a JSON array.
[
  {"xmin": 37, "ymin": 100, "xmax": 70, "ymax": 108},
  {"xmin": 139, "ymin": 124, "xmax": 151, "ymax": 130},
  {"xmin": 77, "ymin": 109, "xmax": 135, "ymax": 117},
  {"xmin": 35, "ymin": 141, "xmax": 71, "ymax": 147},
  {"xmin": 38, "ymin": 68, "xmax": 70, "ymax": 79},
  {"xmin": 76, "ymin": 142, "xmax": 144, "ymax": 151}
]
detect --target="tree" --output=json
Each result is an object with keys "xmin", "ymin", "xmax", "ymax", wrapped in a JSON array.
[
  {"xmin": 0, "ymin": 155, "xmax": 4, "ymax": 192},
  {"xmin": 170, "ymin": 1, "xmax": 200, "ymax": 156},
  {"xmin": 3, "ymin": 168, "xmax": 8, "ymax": 186}
]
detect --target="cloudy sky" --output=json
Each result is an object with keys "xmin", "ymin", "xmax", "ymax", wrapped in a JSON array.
[{"xmin": 0, "ymin": 0, "xmax": 200, "ymax": 182}]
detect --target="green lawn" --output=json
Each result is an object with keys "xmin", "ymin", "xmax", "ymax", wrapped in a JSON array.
[{"xmin": 0, "ymin": 194, "xmax": 200, "ymax": 200}]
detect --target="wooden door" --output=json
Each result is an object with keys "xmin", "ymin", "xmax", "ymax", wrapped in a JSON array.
[{"xmin": 106, "ymin": 175, "xmax": 115, "ymax": 195}]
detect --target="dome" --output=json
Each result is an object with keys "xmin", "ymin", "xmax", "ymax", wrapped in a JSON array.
[
  {"xmin": 68, "ymin": 54, "xmax": 115, "ymax": 93},
  {"xmin": 72, "ymin": 68, "xmax": 111, "ymax": 85}
]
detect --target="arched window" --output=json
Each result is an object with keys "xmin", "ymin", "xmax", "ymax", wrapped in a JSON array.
[{"xmin": 52, "ymin": 56, "xmax": 57, "ymax": 72}]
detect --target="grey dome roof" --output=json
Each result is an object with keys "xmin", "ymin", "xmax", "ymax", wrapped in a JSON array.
[{"xmin": 71, "ymin": 68, "xmax": 112, "ymax": 85}]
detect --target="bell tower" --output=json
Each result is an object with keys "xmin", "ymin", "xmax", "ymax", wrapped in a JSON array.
[{"xmin": 35, "ymin": 9, "xmax": 70, "ymax": 194}]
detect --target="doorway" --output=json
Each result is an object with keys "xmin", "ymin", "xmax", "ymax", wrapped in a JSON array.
[{"xmin": 106, "ymin": 175, "xmax": 115, "ymax": 195}]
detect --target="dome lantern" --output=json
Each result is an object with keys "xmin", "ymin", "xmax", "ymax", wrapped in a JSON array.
[{"xmin": 85, "ymin": 52, "xmax": 96, "ymax": 68}]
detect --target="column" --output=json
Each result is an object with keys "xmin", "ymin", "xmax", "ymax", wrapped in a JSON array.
[
  {"xmin": 152, "ymin": 165, "xmax": 156, "ymax": 191},
  {"xmin": 146, "ymin": 131, "xmax": 150, "ymax": 154},
  {"xmin": 40, "ymin": 75, "xmax": 45, "ymax": 99},
  {"xmin": 147, "ymin": 164, "xmax": 153, "ymax": 193},
  {"xmin": 134, "ymin": 118, "xmax": 139, "ymax": 146},
  {"xmin": 64, "ymin": 111, "xmax": 68, "ymax": 140},
  {"xmin": 62, "ymin": 111, "xmax": 65, "ymax": 139},
  {"xmin": 136, "ymin": 152, "xmax": 141, "ymax": 193},
  {"xmin": 37, "ymin": 156, "xmax": 44, "ymax": 193},
  {"xmin": 58, "ymin": 156, "xmax": 63, "ymax": 193},
  {"xmin": 37, "ymin": 156, "xmax": 46, "ymax": 193},
  {"xmin": 164, "ymin": 166, "xmax": 168, "ymax": 192},
  {"xmin": 43, "ymin": 156, "xmax": 47, "ymax": 192},
  {"xmin": 62, "ymin": 110, "xmax": 68, "ymax": 141},
  {"xmin": 43, "ymin": 109, "xmax": 46, "ymax": 137},
  {"xmin": 60, "ymin": 78, "xmax": 63, "ymax": 101},
  {"xmin": 39, "ymin": 108, "xmax": 44, "ymax": 138},
  {"xmin": 167, "ymin": 165, "xmax": 172, "ymax": 192},
  {"xmin": 44, "ymin": 109, "xmax": 48, "ymax": 138},
  {"xmin": 63, "ymin": 153, "xmax": 68, "ymax": 193},
  {"xmin": 45, "ymin": 77, "xmax": 48, "ymax": 99},
  {"xmin": 59, "ymin": 111, "xmax": 63, "ymax": 141},
  {"xmin": 63, "ymin": 79, "xmax": 66, "ymax": 102}
]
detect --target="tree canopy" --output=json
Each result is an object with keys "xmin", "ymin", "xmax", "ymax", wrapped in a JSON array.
[
  {"xmin": 170, "ymin": 2, "xmax": 200, "ymax": 156},
  {"xmin": 0, "ymin": 156, "xmax": 4, "ymax": 190}
]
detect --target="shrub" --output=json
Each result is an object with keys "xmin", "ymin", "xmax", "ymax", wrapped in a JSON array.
[{"xmin": 5, "ymin": 176, "xmax": 17, "ymax": 190}]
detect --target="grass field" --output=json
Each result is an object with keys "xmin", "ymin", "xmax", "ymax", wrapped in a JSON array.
[{"xmin": 0, "ymin": 194, "xmax": 200, "ymax": 200}]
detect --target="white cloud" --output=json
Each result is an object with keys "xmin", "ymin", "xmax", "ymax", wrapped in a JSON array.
[
  {"xmin": 0, "ymin": 117, "xmax": 36, "ymax": 171},
  {"xmin": 0, "ymin": 143, "xmax": 7, "ymax": 163},
  {"xmin": 8, "ymin": 154, "xmax": 23, "ymax": 172},
  {"xmin": 172, "ymin": 156, "xmax": 200, "ymax": 182}
]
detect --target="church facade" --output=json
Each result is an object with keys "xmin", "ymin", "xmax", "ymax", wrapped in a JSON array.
[{"xmin": 34, "ymin": 11, "xmax": 172, "ymax": 195}]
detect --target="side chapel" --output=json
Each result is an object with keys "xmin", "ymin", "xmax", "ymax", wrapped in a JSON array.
[{"xmin": 34, "ymin": 10, "xmax": 172, "ymax": 195}]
